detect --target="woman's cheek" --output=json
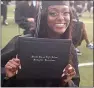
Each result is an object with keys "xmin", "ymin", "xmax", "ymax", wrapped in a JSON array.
[{"xmin": 47, "ymin": 17, "xmax": 55, "ymax": 29}]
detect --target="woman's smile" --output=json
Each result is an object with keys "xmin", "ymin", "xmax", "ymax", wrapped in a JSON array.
[
  {"xmin": 55, "ymin": 23, "xmax": 66, "ymax": 28},
  {"xmin": 47, "ymin": 5, "xmax": 70, "ymax": 34}
]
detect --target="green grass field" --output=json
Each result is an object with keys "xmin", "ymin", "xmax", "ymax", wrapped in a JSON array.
[{"xmin": 1, "ymin": 5, "xmax": 93, "ymax": 87}]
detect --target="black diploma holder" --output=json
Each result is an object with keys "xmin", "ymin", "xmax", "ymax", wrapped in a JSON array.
[{"xmin": 16, "ymin": 36, "xmax": 72, "ymax": 80}]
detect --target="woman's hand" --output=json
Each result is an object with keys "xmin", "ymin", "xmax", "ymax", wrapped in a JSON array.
[
  {"xmin": 27, "ymin": 18, "xmax": 35, "ymax": 22},
  {"xmin": 61, "ymin": 64, "xmax": 76, "ymax": 84},
  {"xmin": 5, "ymin": 55, "xmax": 21, "ymax": 78}
]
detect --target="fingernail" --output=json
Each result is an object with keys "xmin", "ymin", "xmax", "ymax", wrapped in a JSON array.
[
  {"xmin": 63, "ymin": 69, "xmax": 65, "ymax": 72},
  {"xmin": 16, "ymin": 54, "xmax": 18, "ymax": 59},
  {"xmin": 69, "ymin": 64, "xmax": 71, "ymax": 67},
  {"xmin": 19, "ymin": 65, "xmax": 21, "ymax": 69},
  {"xmin": 61, "ymin": 73, "xmax": 65, "ymax": 77},
  {"xmin": 68, "ymin": 66, "xmax": 72, "ymax": 70},
  {"xmin": 16, "ymin": 70, "xmax": 18, "ymax": 74}
]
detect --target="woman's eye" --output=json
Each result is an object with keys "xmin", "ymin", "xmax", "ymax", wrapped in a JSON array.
[
  {"xmin": 48, "ymin": 12, "xmax": 57, "ymax": 16},
  {"xmin": 63, "ymin": 12, "xmax": 70, "ymax": 16}
]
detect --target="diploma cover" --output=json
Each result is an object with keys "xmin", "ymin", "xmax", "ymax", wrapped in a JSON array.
[{"xmin": 16, "ymin": 37, "xmax": 71, "ymax": 80}]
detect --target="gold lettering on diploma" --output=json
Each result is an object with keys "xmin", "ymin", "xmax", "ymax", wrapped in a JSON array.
[{"xmin": 30, "ymin": 55, "xmax": 58, "ymax": 62}]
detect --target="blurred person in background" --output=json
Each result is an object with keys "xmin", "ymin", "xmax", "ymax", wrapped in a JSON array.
[
  {"xmin": 74, "ymin": 1, "xmax": 85, "ymax": 17},
  {"xmin": 15, "ymin": 0, "xmax": 25, "ymax": 7},
  {"xmin": 72, "ymin": 21, "xmax": 93, "ymax": 55},
  {"xmin": 70, "ymin": 1, "xmax": 93, "ymax": 55},
  {"xmin": 1, "ymin": 0, "xmax": 9, "ymax": 25},
  {"xmin": 15, "ymin": 0, "xmax": 37, "ymax": 35},
  {"xmin": 87, "ymin": 1, "xmax": 93, "ymax": 18}
]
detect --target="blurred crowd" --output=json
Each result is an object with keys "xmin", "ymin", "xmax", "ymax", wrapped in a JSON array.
[{"xmin": 1, "ymin": 1, "xmax": 93, "ymax": 25}]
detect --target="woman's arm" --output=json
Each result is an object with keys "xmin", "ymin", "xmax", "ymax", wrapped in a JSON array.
[
  {"xmin": 1, "ymin": 35, "xmax": 21, "ymax": 87},
  {"xmin": 61, "ymin": 43, "xmax": 80, "ymax": 87}
]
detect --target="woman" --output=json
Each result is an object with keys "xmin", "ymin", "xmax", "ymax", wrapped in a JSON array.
[{"xmin": 1, "ymin": 1, "xmax": 80, "ymax": 87}]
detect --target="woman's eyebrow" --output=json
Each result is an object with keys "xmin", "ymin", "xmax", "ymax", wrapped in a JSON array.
[
  {"xmin": 48, "ymin": 8, "xmax": 58, "ymax": 11},
  {"xmin": 48, "ymin": 7, "xmax": 69, "ymax": 12}
]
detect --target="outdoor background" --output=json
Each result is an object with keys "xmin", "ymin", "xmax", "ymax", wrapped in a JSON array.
[{"xmin": 1, "ymin": 3, "xmax": 93, "ymax": 87}]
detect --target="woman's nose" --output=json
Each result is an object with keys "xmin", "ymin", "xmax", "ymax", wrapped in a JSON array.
[{"xmin": 57, "ymin": 13, "xmax": 64, "ymax": 21}]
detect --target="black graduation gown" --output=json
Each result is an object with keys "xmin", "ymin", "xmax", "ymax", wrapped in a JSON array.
[{"xmin": 1, "ymin": 35, "xmax": 80, "ymax": 87}]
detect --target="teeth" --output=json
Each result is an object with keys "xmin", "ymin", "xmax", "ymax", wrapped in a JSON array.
[{"xmin": 55, "ymin": 24, "xmax": 64, "ymax": 27}]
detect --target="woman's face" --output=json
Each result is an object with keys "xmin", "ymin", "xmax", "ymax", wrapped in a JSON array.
[{"xmin": 47, "ymin": 5, "xmax": 70, "ymax": 34}]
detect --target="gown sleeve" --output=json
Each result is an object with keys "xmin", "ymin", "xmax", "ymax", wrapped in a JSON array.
[
  {"xmin": 67, "ymin": 43, "xmax": 80, "ymax": 87},
  {"xmin": 1, "ymin": 35, "xmax": 20, "ymax": 67}
]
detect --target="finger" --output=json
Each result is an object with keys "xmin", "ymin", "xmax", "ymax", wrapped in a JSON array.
[
  {"xmin": 66, "ymin": 64, "xmax": 71, "ymax": 68},
  {"xmin": 69, "ymin": 71, "xmax": 76, "ymax": 77},
  {"xmin": 15, "ymin": 55, "xmax": 20, "ymax": 60},
  {"xmin": 13, "ymin": 57, "xmax": 20, "ymax": 64},
  {"xmin": 16, "ymin": 55, "xmax": 18, "ymax": 59},
  {"xmin": 9, "ymin": 60, "xmax": 20, "ymax": 70},
  {"xmin": 5, "ymin": 65, "xmax": 12, "ymax": 70},
  {"xmin": 16, "ymin": 70, "xmax": 18, "ymax": 74},
  {"xmin": 63, "ymin": 64, "xmax": 72, "ymax": 73},
  {"xmin": 13, "ymin": 58, "xmax": 21, "ymax": 69},
  {"xmin": 5, "ymin": 64, "xmax": 16, "ymax": 73},
  {"xmin": 15, "ymin": 55, "xmax": 21, "ymax": 69},
  {"xmin": 64, "ymin": 76, "xmax": 72, "ymax": 83},
  {"xmin": 63, "ymin": 68, "xmax": 66, "ymax": 72},
  {"xmin": 67, "ymin": 65, "xmax": 75, "ymax": 74},
  {"xmin": 68, "ymin": 64, "xmax": 72, "ymax": 67},
  {"xmin": 68, "ymin": 66, "xmax": 73, "ymax": 70},
  {"xmin": 14, "ymin": 54, "xmax": 21, "ymax": 69},
  {"xmin": 63, "ymin": 74, "xmax": 73, "ymax": 83},
  {"xmin": 7, "ymin": 61, "xmax": 17, "ymax": 70},
  {"xmin": 19, "ymin": 65, "xmax": 21, "ymax": 69},
  {"xmin": 64, "ymin": 71, "xmax": 76, "ymax": 82},
  {"xmin": 65, "ymin": 68, "xmax": 76, "ymax": 76},
  {"xmin": 61, "ymin": 73, "xmax": 65, "ymax": 77},
  {"xmin": 8, "ymin": 59, "xmax": 21, "ymax": 69},
  {"xmin": 11, "ymin": 59, "xmax": 20, "ymax": 67}
]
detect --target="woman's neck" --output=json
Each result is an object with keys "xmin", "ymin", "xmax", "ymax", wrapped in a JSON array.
[{"xmin": 47, "ymin": 29, "xmax": 61, "ymax": 39}]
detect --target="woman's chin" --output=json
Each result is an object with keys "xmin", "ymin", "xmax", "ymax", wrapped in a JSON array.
[{"xmin": 55, "ymin": 30, "xmax": 66, "ymax": 34}]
